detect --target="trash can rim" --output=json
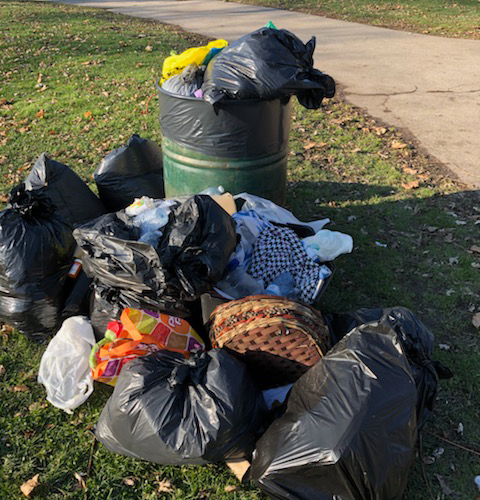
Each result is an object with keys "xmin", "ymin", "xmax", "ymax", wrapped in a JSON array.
[{"xmin": 156, "ymin": 80, "xmax": 277, "ymax": 105}]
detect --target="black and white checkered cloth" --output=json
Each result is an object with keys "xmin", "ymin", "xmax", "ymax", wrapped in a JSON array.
[{"xmin": 248, "ymin": 226, "xmax": 327, "ymax": 303}]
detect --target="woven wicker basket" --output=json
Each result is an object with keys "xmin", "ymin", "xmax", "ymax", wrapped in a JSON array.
[{"xmin": 209, "ymin": 295, "xmax": 330, "ymax": 388}]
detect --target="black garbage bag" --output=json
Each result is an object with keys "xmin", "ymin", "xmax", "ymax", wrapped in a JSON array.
[
  {"xmin": 250, "ymin": 327, "xmax": 418, "ymax": 500},
  {"xmin": 158, "ymin": 195, "xmax": 237, "ymax": 297},
  {"xmin": 95, "ymin": 349, "xmax": 266, "ymax": 465},
  {"xmin": 61, "ymin": 270, "xmax": 92, "ymax": 320},
  {"xmin": 0, "ymin": 185, "xmax": 76, "ymax": 341},
  {"xmin": 73, "ymin": 211, "xmax": 186, "ymax": 315},
  {"xmin": 89, "ymin": 287, "xmax": 123, "ymax": 340},
  {"xmin": 325, "ymin": 306, "xmax": 452, "ymax": 429},
  {"xmin": 24, "ymin": 153, "xmax": 106, "ymax": 226},
  {"xmin": 74, "ymin": 196, "xmax": 235, "ymax": 315},
  {"xmin": 202, "ymin": 27, "xmax": 335, "ymax": 109},
  {"xmin": 94, "ymin": 134, "xmax": 165, "ymax": 212}
]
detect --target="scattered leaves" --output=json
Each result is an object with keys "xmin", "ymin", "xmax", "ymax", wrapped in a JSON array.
[
  {"xmin": 20, "ymin": 474, "xmax": 39, "ymax": 498},
  {"xmin": 472, "ymin": 313, "xmax": 480, "ymax": 329},
  {"xmin": 391, "ymin": 140, "xmax": 407, "ymax": 149},
  {"xmin": 157, "ymin": 479, "xmax": 174, "ymax": 493},
  {"xmin": 401, "ymin": 180, "xmax": 420, "ymax": 190},
  {"xmin": 12, "ymin": 385, "xmax": 29, "ymax": 392},
  {"xmin": 28, "ymin": 402, "xmax": 47, "ymax": 412},
  {"xmin": 224, "ymin": 485, "xmax": 238, "ymax": 492},
  {"xmin": 74, "ymin": 472, "xmax": 86, "ymax": 490}
]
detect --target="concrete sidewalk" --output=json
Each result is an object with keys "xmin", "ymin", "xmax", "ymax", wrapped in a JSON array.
[{"xmin": 51, "ymin": 0, "xmax": 480, "ymax": 187}]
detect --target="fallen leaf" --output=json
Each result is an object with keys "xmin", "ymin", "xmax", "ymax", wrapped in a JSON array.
[
  {"xmin": 391, "ymin": 140, "xmax": 407, "ymax": 149},
  {"xmin": 402, "ymin": 167, "xmax": 417, "ymax": 175},
  {"xmin": 472, "ymin": 313, "xmax": 480, "ymax": 329},
  {"xmin": 20, "ymin": 474, "xmax": 39, "ymax": 498},
  {"xmin": 422, "ymin": 455, "xmax": 435, "ymax": 465},
  {"xmin": 402, "ymin": 180, "xmax": 420, "ymax": 190},
  {"xmin": 122, "ymin": 477, "xmax": 135, "ymax": 486},
  {"xmin": 304, "ymin": 141, "xmax": 316, "ymax": 150},
  {"xmin": 472, "ymin": 262, "xmax": 480, "ymax": 269},
  {"xmin": 438, "ymin": 343, "xmax": 451, "ymax": 350},
  {"xmin": 12, "ymin": 385, "xmax": 29, "ymax": 392},
  {"xmin": 0, "ymin": 364, "xmax": 5, "ymax": 377},
  {"xmin": 374, "ymin": 126, "xmax": 387, "ymax": 135},
  {"xmin": 74, "ymin": 472, "xmax": 86, "ymax": 490},
  {"xmin": 444, "ymin": 233, "xmax": 454, "ymax": 243},
  {"xmin": 426, "ymin": 226, "xmax": 438, "ymax": 232},
  {"xmin": 448, "ymin": 257, "xmax": 459, "ymax": 265},
  {"xmin": 36, "ymin": 109, "xmax": 45, "ymax": 119},
  {"xmin": 84, "ymin": 111, "xmax": 92, "ymax": 119},
  {"xmin": 224, "ymin": 485, "xmax": 238, "ymax": 492},
  {"xmin": 445, "ymin": 289, "xmax": 455, "ymax": 296},
  {"xmin": 37, "ymin": 73, "xmax": 43, "ymax": 84},
  {"xmin": 457, "ymin": 422, "xmax": 464, "ymax": 434},
  {"xmin": 28, "ymin": 402, "xmax": 47, "ymax": 412},
  {"xmin": 0, "ymin": 194, "xmax": 8, "ymax": 203},
  {"xmin": 157, "ymin": 479, "xmax": 174, "ymax": 493},
  {"xmin": 145, "ymin": 45, "xmax": 153, "ymax": 52},
  {"xmin": 434, "ymin": 473, "xmax": 456, "ymax": 496},
  {"xmin": 470, "ymin": 245, "xmax": 480, "ymax": 254}
]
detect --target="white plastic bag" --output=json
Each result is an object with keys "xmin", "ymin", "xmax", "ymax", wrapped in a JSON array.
[
  {"xmin": 234, "ymin": 193, "xmax": 330, "ymax": 232},
  {"xmin": 38, "ymin": 316, "xmax": 96, "ymax": 413},
  {"xmin": 303, "ymin": 229, "xmax": 353, "ymax": 262}
]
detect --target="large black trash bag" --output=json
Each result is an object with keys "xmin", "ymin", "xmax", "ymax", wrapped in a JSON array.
[
  {"xmin": 0, "ymin": 185, "xmax": 75, "ymax": 341},
  {"xmin": 74, "ymin": 196, "xmax": 235, "ymax": 316},
  {"xmin": 89, "ymin": 287, "xmax": 123, "ymax": 340},
  {"xmin": 24, "ymin": 153, "xmax": 106, "ymax": 226},
  {"xmin": 157, "ymin": 195, "xmax": 237, "ymax": 297},
  {"xmin": 95, "ymin": 349, "xmax": 266, "ymax": 465},
  {"xmin": 250, "ymin": 328, "xmax": 418, "ymax": 500},
  {"xmin": 325, "ymin": 306, "xmax": 452, "ymax": 429},
  {"xmin": 94, "ymin": 134, "xmax": 165, "ymax": 212},
  {"xmin": 73, "ymin": 211, "xmax": 188, "ymax": 316},
  {"xmin": 202, "ymin": 27, "xmax": 335, "ymax": 109}
]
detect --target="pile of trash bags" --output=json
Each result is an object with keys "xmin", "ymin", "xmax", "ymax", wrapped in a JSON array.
[
  {"xmin": 0, "ymin": 24, "xmax": 452, "ymax": 500},
  {"xmin": 160, "ymin": 24, "xmax": 335, "ymax": 109}
]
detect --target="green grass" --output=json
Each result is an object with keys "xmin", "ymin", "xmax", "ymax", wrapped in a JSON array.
[
  {"xmin": 235, "ymin": 0, "xmax": 480, "ymax": 39},
  {"xmin": 1, "ymin": 1, "xmax": 480, "ymax": 499}
]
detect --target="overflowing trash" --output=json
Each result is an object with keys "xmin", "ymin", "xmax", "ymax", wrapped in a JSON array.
[{"xmin": 0, "ymin": 22, "xmax": 452, "ymax": 500}]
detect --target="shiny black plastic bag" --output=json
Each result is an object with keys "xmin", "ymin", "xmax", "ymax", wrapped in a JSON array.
[
  {"xmin": 326, "ymin": 306, "xmax": 452, "ymax": 429},
  {"xmin": 89, "ymin": 287, "xmax": 123, "ymax": 340},
  {"xmin": 157, "ymin": 195, "xmax": 237, "ymax": 297},
  {"xmin": 73, "ymin": 211, "xmax": 187, "ymax": 315},
  {"xmin": 24, "ymin": 153, "xmax": 106, "ymax": 226},
  {"xmin": 74, "ymin": 196, "xmax": 236, "ymax": 315},
  {"xmin": 94, "ymin": 134, "xmax": 164, "ymax": 212},
  {"xmin": 250, "ymin": 327, "xmax": 418, "ymax": 500},
  {"xmin": 96, "ymin": 349, "xmax": 266, "ymax": 465},
  {"xmin": 0, "ymin": 186, "xmax": 75, "ymax": 341},
  {"xmin": 202, "ymin": 28, "xmax": 335, "ymax": 109}
]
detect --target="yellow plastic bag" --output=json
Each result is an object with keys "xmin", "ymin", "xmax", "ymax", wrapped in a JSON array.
[{"xmin": 161, "ymin": 39, "xmax": 228, "ymax": 83}]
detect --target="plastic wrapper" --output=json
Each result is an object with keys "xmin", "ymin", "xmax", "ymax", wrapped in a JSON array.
[
  {"xmin": 202, "ymin": 27, "xmax": 335, "ymax": 109},
  {"xmin": 162, "ymin": 64, "xmax": 204, "ymax": 97},
  {"xmin": 94, "ymin": 135, "xmax": 165, "ymax": 212},
  {"xmin": 38, "ymin": 316, "xmax": 96, "ymax": 413},
  {"xmin": 250, "ymin": 326, "xmax": 418, "ymax": 500},
  {"xmin": 95, "ymin": 349, "xmax": 266, "ymax": 465},
  {"xmin": 325, "ymin": 306, "xmax": 452, "ymax": 428},
  {"xmin": 24, "ymin": 152, "xmax": 106, "ymax": 226},
  {"xmin": 0, "ymin": 186, "xmax": 76, "ymax": 341}
]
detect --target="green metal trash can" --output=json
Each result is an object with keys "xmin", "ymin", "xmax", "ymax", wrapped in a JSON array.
[{"xmin": 157, "ymin": 84, "xmax": 291, "ymax": 205}]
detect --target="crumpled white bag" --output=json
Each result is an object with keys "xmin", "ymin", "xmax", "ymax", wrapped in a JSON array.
[
  {"xmin": 38, "ymin": 316, "xmax": 96, "ymax": 414},
  {"xmin": 303, "ymin": 229, "xmax": 353, "ymax": 262}
]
